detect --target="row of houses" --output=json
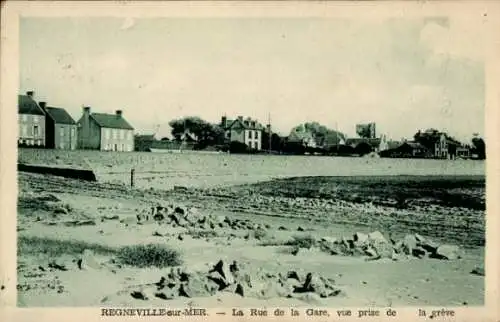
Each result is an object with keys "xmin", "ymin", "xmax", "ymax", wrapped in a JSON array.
[{"xmin": 18, "ymin": 91, "xmax": 135, "ymax": 151}]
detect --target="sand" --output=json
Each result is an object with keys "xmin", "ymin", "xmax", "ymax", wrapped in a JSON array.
[{"xmin": 16, "ymin": 172, "xmax": 485, "ymax": 307}]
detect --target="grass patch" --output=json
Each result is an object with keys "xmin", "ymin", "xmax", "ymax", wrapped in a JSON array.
[
  {"xmin": 18, "ymin": 236, "xmax": 116, "ymax": 257},
  {"xmin": 115, "ymin": 243, "xmax": 182, "ymax": 268}
]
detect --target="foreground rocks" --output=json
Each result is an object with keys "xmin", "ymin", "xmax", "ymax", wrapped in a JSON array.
[{"xmin": 103, "ymin": 259, "xmax": 342, "ymax": 303}]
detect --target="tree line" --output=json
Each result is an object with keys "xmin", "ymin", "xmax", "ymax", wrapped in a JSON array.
[{"xmin": 163, "ymin": 117, "xmax": 485, "ymax": 158}]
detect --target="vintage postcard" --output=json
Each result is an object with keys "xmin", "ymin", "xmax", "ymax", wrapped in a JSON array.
[{"xmin": 1, "ymin": 1, "xmax": 499, "ymax": 321}]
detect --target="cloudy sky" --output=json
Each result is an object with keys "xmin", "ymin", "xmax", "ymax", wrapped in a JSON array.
[{"xmin": 20, "ymin": 17, "xmax": 485, "ymax": 141}]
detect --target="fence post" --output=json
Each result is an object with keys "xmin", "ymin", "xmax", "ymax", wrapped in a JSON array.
[{"xmin": 131, "ymin": 168, "xmax": 135, "ymax": 188}]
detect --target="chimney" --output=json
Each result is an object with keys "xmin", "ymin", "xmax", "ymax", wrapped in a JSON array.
[
  {"xmin": 116, "ymin": 110, "xmax": 123, "ymax": 117},
  {"xmin": 221, "ymin": 116, "xmax": 227, "ymax": 126},
  {"xmin": 39, "ymin": 102, "xmax": 47, "ymax": 110},
  {"xmin": 83, "ymin": 106, "xmax": 91, "ymax": 114},
  {"xmin": 26, "ymin": 91, "xmax": 34, "ymax": 98}
]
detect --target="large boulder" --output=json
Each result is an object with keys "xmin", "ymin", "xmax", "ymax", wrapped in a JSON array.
[
  {"xmin": 178, "ymin": 273, "xmax": 218, "ymax": 298},
  {"xmin": 353, "ymin": 232, "xmax": 369, "ymax": 247},
  {"xmin": 78, "ymin": 249, "xmax": 101, "ymax": 270},
  {"xmin": 435, "ymin": 244, "xmax": 461, "ymax": 260}
]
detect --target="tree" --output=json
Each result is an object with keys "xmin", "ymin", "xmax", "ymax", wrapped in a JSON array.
[
  {"xmin": 471, "ymin": 136, "xmax": 486, "ymax": 159},
  {"xmin": 289, "ymin": 122, "xmax": 346, "ymax": 149},
  {"xmin": 168, "ymin": 116, "xmax": 224, "ymax": 149}
]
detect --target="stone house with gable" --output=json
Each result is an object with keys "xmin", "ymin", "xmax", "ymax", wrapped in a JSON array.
[
  {"xmin": 221, "ymin": 116, "xmax": 264, "ymax": 150},
  {"xmin": 39, "ymin": 102, "xmax": 77, "ymax": 150},
  {"xmin": 77, "ymin": 106, "xmax": 135, "ymax": 152},
  {"xmin": 18, "ymin": 91, "xmax": 46, "ymax": 147}
]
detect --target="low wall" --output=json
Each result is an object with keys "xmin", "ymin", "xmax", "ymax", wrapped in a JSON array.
[{"xmin": 18, "ymin": 163, "xmax": 97, "ymax": 181}]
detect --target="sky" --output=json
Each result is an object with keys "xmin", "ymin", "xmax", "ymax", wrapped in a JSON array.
[{"xmin": 20, "ymin": 17, "xmax": 485, "ymax": 142}]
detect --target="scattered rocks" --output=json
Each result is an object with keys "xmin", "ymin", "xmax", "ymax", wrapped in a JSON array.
[
  {"xmin": 317, "ymin": 232, "xmax": 460, "ymax": 261},
  {"xmin": 116, "ymin": 259, "xmax": 342, "ymax": 302},
  {"xmin": 143, "ymin": 204, "xmax": 258, "ymax": 233}
]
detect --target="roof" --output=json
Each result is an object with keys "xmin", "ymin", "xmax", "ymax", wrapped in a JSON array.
[
  {"xmin": 90, "ymin": 113, "xmax": 134, "ymax": 130},
  {"xmin": 135, "ymin": 134, "xmax": 155, "ymax": 140},
  {"xmin": 226, "ymin": 117, "xmax": 264, "ymax": 131},
  {"xmin": 402, "ymin": 141, "xmax": 427, "ymax": 149},
  {"xmin": 44, "ymin": 107, "xmax": 76, "ymax": 125},
  {"xmin": 18, "ymin": 95, "xmax": 44, "ymax": 115}
]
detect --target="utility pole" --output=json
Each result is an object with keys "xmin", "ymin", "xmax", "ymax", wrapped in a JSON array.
[{"xmin": 268, "ymin": 112, "xmax": 272, "ymax": 154}]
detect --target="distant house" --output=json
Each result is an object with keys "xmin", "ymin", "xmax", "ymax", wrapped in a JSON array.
[
  {"xmin": 39, "ymin": 102, "xmax": 77, "ymax": 150},
  {"xmin": 77, "ymin": 107, "xmax": 134, "ymax": 152},
  {"xmin": 221, "ymin": 116, "xmax": 264, "ymax": 150},
  {"xmin": 380, "ymin": 141, "xmax": 430, "ymax": 158},
  {"xmin": 18, "ymin": 91, "xmax": 46, "ymax": 147}
]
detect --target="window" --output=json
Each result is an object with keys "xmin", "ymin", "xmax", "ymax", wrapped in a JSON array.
[
  {"xmin": 248, "ymin": 131, "xmax": 252, "ymax": 139},
  {"xmin": 112, "ymin": 129, "xmax": 117, "ymax": 140},
  {"xmin": 71, "ymin": 128, "xmax": 75, "ymax": 137},
  {"xmin": 255, "ymin": 131, "xmax": 259, "ymax": 140},
  {"xmin": 121, "ymin": 144, "xmax": 125, "ymax": 151},
  {"xmin": 22, "ymin": 114, "xmax": 27, "ymax": 122},
  {"xmin": 120, "ymin": 130, "xmax": 125, "ymax": 140},
  {"xmin": 60, "ymin": 127, "xmax": 65, "ymax": 137},
  {"xmin": 22, "ymin": 125, "xmax": 27, "ymax": 137},
  {"xmin": 33, "ymin": 125, "xmax": 39, "ymax": 137},
  {"xmin": 33, "ymin": 116, "xmax": 39, "ymax": 123}
]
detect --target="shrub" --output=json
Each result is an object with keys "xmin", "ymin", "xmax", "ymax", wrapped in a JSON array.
[
  {"xmin": 116, "ymin": 243, "xmax": 182, "ymax": 268},
  {"xmin": 18, "ymin": 236, "xmax": 116, "ymax": 257}
]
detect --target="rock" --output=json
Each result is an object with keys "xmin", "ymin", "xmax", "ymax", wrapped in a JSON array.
[
  {"xmin": 353, "ymin": 232, "xmax": 369, "ymax": 246},
  {"xmin": 320, "ymin": 237, "xmax": 337, "ymax": 244},
  {"xmin": 178, "ymin": 234, "xmax": 184, "ymax": 241},
  {"xmin": 184, "ymin": 212, "xmax": 199, "ymax": 224},
  {"xmin": 53, "ymin": 207, "xmax": 69, "ymax": 214},
  {"xmin": 178, "ymin": 273, "xmax": 218, "ymax": 298},
  {"xmin": 207, "ymin": 271, "xmax": 229, "ymax": 290},
  {"xmin": 130, "ymin": 291, "xmax": 148, "ymax": 300},
  {"xmin": 210, "ymin": 260, "xmax": 235, "ymax": 285},
  {"xmin": 174, "ymin": 206, "xmax": 186, "ymax": 215},
  {"xmin": 48, "ymin": 260, "xmax": 68, "ymax": 271},
  {"xmin": 367, "ymin": 231, "xmax": 388, "ymax": 244},
  {"xmin": 412, "ymin": 247, "xmax": 427, "ymax": 258},
  {"xmin": 401, "ymin": 234, "xmax": 418, "ymax": 255},
  {"xmin": 78, "ymin": 249, "xmax": 100, "ymax": 270},
  {"xmin": 278, "ymin": 226, "xmax": 288, "ymax": 231},
  {"xmin": 435, "ymin": 245, "xmax": 461, "ymax": 260},
  {"xmin": 168, "ymin": 213, "xmax": 181, "ymax": 225},
  {"xmin": 297, "ymin": 226, "xmax": 304, "ymax": 231},
  {"xmin": 155, "ymin": 290, "xmax": 176, "ymax": 300},
  {"xmin": 470, "ymin": 266, "xmax": 485, "ymax": 276},
  {"xmin": 101, "ymin": 215, "xmax": 120, "ymax": 221}
]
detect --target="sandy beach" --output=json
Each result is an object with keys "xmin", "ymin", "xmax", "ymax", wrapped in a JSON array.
[{"xmin": 17, "ymin": 170, "xmax": 485, "ymax": 307}]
